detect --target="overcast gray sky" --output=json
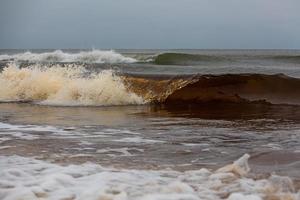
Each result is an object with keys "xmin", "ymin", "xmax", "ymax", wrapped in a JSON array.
[{"xmin": 0, "ymin": 0, "xmax": 300, "ymax": 49}]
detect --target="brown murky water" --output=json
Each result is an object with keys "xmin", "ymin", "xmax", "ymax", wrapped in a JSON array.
[{"xmin": 1, "ymin": 103, "xmax": 299, "ymax": 176}]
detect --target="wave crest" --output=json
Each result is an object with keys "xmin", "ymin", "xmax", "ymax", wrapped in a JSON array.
[
  {"xmin": 0, "ymin": 50, "xmax": 137, "ymax": 63},
  {"xmin": 0, "ymin": 63, "xmax": 143, "ymax": 106}
]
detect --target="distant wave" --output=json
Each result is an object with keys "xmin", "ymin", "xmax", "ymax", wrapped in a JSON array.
[
  {"xmin": 153, "ymin": 52, "xmax": 300, "ymax": 65},
  {"xmin": 0, "ymin": 63, "xmax": 143, "ymax": 106},
  {"xmin": 0, "ymin": 50, "xmax": 137, "ymax": 63},
  {"xmin": 154, "ymin": 53, "xmax": 230, "ymax": 65},
  {"xmin": 270, "ymin": 55, "xmax": 300, "ymax": 62}
]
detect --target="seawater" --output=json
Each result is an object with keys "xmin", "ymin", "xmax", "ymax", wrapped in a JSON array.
[{"xmin": 0, "ymin": 49, "xmax": 300, "ymax": 200}]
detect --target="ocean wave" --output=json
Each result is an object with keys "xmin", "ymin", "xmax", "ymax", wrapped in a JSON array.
[
  {"xmin": 125, "ymin": 73, "xmax": 300, "ymax": 105},
  {"xmin": 153, "ymin": 52, "xmax": 300, "ymax": 65},
  {"xmin": 154, "ymin": 53, "xmax": 230, "ymax": 65},
  {"xmin": 271, "ymin": 55, "xmax": 300, "ymax": 61},
  {"xmin": 0, "ymin": 154, "xmax": 298, "ymax": 200},
  {"xmin": 0, "ymin": 50, "xmax": 137, "ymax": 63},
  {"xmin": 1, "ymin": 63, "xmax": 300, "ymax": 106},
  {"xmin": 0, "ymin": 63, "xmax": 143, "ymax": 106}
]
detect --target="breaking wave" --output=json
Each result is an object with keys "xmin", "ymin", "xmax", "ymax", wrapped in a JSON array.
[
  {"xmin": 0, "ymin": 50, "xmax": 136, "ymax": 63},
  {"xmin": 0, "ymin": 154, "xmax": 299, "ymax": 200},
  {"xmin": 0, "ymin": 63, "xmax": 143, "ymax": 106}
]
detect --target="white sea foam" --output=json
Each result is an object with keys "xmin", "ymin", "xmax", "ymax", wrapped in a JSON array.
[
  {"xmin": 0, "ymin": 50, "xmax": 136, "ymax": 63},
  {"xmin": 96, "ymin": 147, "xmax": 144, "ymax": 157},
  {"xmin": 0, "ymin": 154, "xmax": 298, "ymax": 200},
  {"xmin": 0, "ymin": 146, "xmax": 14, "ymax": 150},
  {"xmin": 113, "ymin": 137, "xmax": 165, "ymax": 144},
  {"xmin": 0, "ymin": 122, "xmax": 69, "ymax": 143},
  {"xmin": 0, "ymin": 64, "xmax": 144, "ymax": 106}
]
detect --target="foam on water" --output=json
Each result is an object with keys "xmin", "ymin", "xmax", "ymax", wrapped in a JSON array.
[
  {"xmin": 113, "ymin": 137, "xmax": 165, "ymax": 144},
  {"xmin": 0, "ymin": 64, "xmax": 144, "ymax": 106},
  {"xmin": 96, "ymin": 147, "xmax": 144, "ymax": 157},
  {"xmin": 0, "ymin": 122, "xmax": 68, "ymax": 142},
  {"xmin": 0, "ymin": 50, "xmax": 136, "ymax": 63},
  {"xmin": 0, "ymin": 154, "xmax": 298, "ymax": 200}
]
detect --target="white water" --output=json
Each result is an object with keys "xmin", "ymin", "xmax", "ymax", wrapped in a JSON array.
[
  {"xmin": 0, "ymin": 50, "xmax": 136, "ymax": 63},
  {"xmin": 0, "ymin": 64, "xmax": 144, "ymax": 106},
  {"xmin": 0, "ymin": 154, "xmax": 298, "ymax": 200}
]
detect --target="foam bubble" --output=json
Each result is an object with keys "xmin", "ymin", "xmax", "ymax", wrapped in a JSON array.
[
  {"xmin": 0, "ymin": 64, "xmax": 144, "ymax": 106},
  {"xmin": 0, "ymin": 50, "xmax": 136, "ymax": 63}
]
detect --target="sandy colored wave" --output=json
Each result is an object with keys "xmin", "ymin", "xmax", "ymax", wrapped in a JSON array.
[{"xmin": 125, "ymin": 73, "xmax": 300, "ymax": 105}]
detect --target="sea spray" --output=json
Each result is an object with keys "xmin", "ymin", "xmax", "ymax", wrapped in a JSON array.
[{"xmin": 0, "ymin": 63, "xmax": 144, "ymax": 106}]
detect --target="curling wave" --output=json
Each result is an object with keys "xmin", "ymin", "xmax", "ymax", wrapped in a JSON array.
[
  {"xmin": 0, "ymin": 63, "xmax": 143, "ymax": 106},
  {"xmin": 125, "ymin": 73, "xmax": 300, "ymax": 105},
  {"xmin": 0, "ymin": 50, "xmax": 136, "ymax": 63}
]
